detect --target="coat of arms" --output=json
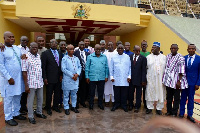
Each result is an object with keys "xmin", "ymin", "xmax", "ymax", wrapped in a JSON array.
[{"xmin": 72, "ymin": 4, "xmax": 91, "ymax": 19}]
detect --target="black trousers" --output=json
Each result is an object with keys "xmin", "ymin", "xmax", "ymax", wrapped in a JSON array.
[
  {"xmin": 89, "ymin": 80, "xmax": 105, "ymax": 106},
  {"xmin": 20, "ymin": 92, "xmax": 28, "ymax": 111},
  {"xmin": 142, "ymin": 86, "xmax": 147, "ymax": 108},
  {"xmin": 128, "ymin": 83, "xmax": 142, "ymax": 109},
  {"xmin": 113, "ymin": 86, "xmax": 128, "ymax": 109},
  {"xmin": 77, "ymin": 72, "xmax": 87, "ymax": 104},
  {"xmin": 46, "ymin": 82, "xmax": 61, "ymax": 110},
  {"xmin": 166, "ymin": 87, "xmax": 181, "ymax": 115}
]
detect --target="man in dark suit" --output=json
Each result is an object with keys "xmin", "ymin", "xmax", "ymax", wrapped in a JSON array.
[
  {"xmin": 128, "ymin": 45, "xmax": 147, "ymax": 112},
  {"xmin": 180, "ymin": 44, "xmax": 200, "ymax": 123},
  {"xmin": 41, "ymin": 39, "xmax": 62, "ymax": 115},
  {"xmin": 74, "ymin": 41, "xmax": 90, "ymax": 108}
]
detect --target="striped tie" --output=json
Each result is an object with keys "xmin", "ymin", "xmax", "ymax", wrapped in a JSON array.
[
  {"xmin": 81, "ymin": 52, "xmax": 85, "ymax": 71},
  {"xmin": 53, "ymin": 50, "xmax": 59, "ymax": 66}
]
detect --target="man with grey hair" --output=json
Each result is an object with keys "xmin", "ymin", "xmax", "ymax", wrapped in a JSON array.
[
  {"xmin": 41, "ymin": 39, "xmax": 62, "ymax": 115},
  {"xmin": 59, "ymin": 41, "xmax": 67, "ymax": 57},
  {"xmin": 100, "ymin": 40, "xmax": 107, "ymax": 54}
]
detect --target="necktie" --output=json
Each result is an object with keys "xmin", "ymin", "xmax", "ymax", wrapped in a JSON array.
[
  {"xmin": 188, "ymin": 56, "xmax": 192, "ymax": 67},
  {"xmin": 53, "ymin": 50, "xmax": 59, "ymax": 66},
  {"xmin": 133, "ymin": 55, "xmax": 137, "ymax": 65},
  {"xmin": 81, "ymin": 51, "xmax": 85, "ymax": 71}
]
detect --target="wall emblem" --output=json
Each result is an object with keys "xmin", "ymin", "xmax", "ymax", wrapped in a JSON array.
[{"xmin": 72, "ymin": 4, "xmax": 91, "ymax": 19}]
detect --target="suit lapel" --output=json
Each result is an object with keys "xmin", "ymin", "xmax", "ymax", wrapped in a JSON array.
[{"xmin": 48, "ymin": 49, "xmax": 58, "ymax": 66}]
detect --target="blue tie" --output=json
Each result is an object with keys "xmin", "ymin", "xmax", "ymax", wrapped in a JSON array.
[{"xmin": 188, "ymin": 56, "xmax": 192, "ymax": 67}]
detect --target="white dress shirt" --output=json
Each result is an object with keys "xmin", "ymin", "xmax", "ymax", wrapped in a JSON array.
[
  {"xmin": 187, "ymin": 54, "xmax": 196, "ymax": 66},
  {"xmin": 133, "ymin": 54, "xmax": 140, "ymax": 62},
  {"xmin": 79, "ymin": 49, "xmax": 86, "ymax": 62}
]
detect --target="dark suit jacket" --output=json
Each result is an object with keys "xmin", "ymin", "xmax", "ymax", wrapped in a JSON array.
[
  {"xmin": 74, "ymin": 49, "xmax": 90, "ymax": 80},
  {"xmin": 41, "ymin": 49, "xmax": 62, "ymax": 84},
  {"xmin": 185, "ymin": 55, "xmax": 200, "ymax": 86},
  {"xmin": 130, "ymin": 54, "xmax": 147, "ymax": 86}
]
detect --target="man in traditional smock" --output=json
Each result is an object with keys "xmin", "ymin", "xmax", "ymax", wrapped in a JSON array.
[
  {"xmin": 0, "ymin": 31, "xmax": 26, "ymax": 126},
  {"xmin": 61, "ymin": 45, "xmax": 81, "ymax": 115},
  {"xmin": 104, "ymin": 42, "xmax": 115, "ymax": 106},
  {"xmin": 110, "ymin": 44, "xmax": 131, "ymax": 112},
  {"xmin": 146, "ymin": 42, "xmax": 166, "ymax": 115}
]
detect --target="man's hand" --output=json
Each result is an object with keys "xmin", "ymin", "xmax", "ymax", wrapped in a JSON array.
[
  {"xmin": 0, "ymin": 43, "xmax": 5, "ymax": 52},
  {"xmin": 176, "ymin": 80, "xmax": 181, "ymax": 89},
  {"xmin": 105, "ymin": 78, "xmax": 108, "ymax": 82},
  {"xmin": 59, "ymin": 76, "xmax": 63, "ymax": 82},
  {"xmin": 127, "ymin": 78, "xmax": 131, "ymax": 83},
  {"xmin": 25, "ymin": 85, "xmax": 30, "ymax": 93},
  {"xmin": 72, "ymin": 74, "xmax": 79, "ymax": 81},
  {"xmin": 8, "ymin": 78, "xmax": 15, "ymax": 85},
  {"xmin": 111, "ymin": 79, "xmax": 115, "ymax": 82},
  {"xmin": 195, "ymin": 85, "xmax": 199, "ymax": 91},
  {"xmin": 86, "ymin": 78, "xmax": 90, "ymax": 84},
  {"xmin": 142, "ymin": 82, "xmax": 146, "ymax": 86},
  {"xmin": 44, "ymin": 79, "xmax": 48, "ymax": 85},
  {"xmin": 21, "ymin": 54, "xmax": 27, "ymax": 60}
]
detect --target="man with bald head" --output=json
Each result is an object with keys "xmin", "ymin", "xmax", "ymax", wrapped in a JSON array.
[
  {"xmin": 0, "ymin": 31, "xmax": 26, "ymax": 126},
  {"xmin": 110, "ymin": 44, "xmax": 131, "ymax": 112},
  {"xmin": 85, "ymin": 44, "xmax": 109, "ymax": 110},
  {"xmin": 128, "ymin": 45, "xmax": 147, "ymax": 112},
  {"xmin": 22, "ymin": 42, "xmax": 46, "ymax": 124},
  {"xmin": 74, "ymin": 41, "xmax": 90, "ymax": 108},
  {"xmin": 41, "ymin": 39, "xmax": 62, "ymax": 115}
]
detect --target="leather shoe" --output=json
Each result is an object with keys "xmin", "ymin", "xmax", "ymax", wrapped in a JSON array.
[
  {"xmin": 187, "ymin": 116, "xmax": 196, "ymax": 123},
  {"xmin": 13, "ymin": 115, "xmax": 26, "ymax": 120},
  {"xmin": 65, "ymin": 109, "xmax": 70, "ymax": 115},
  {"xmin": 146, "ymin": 109, "xmax": 152, "ymax": 114},
  {"xmin": 35, "ymin": 113, "xmax": 47, "ymax": 119},
  {"xmin": 165, "ymin": 112, "xmax": 172, "ymax": 116},
  {"xmin": 111, "ymin": 106, "xmax": 118, "ymax": 111},
  {"xmin": 129, "ymin": 106, "xmax": 134, "ymax": 111},
  {"xmin": 123, "ymin": 107, "xmax": 128, "ymax": 112},
  {"xmin": 52, "ymin": 107, "xmax": 61, "ymax": 113},
  {"xmin": 5, "ymin": 119, "xmax": 18, "ymax": 126},
  {"xmin": 134, "ymin": 108, "xmax": 139, "ymax": 113},
  {"xmin": 89, "ymin": 105, "xmax": 93, "ymax": 110},
  {"xmin": 47, "ymin": 109, "xmax": 52, "ymax": 116},
  {"xmin": 71, "ymin": 107, "xmax": 79, "ymax": 113},
  {"xmin": 179, "ymin": 115, "xmax": 184, "ymax": 118},
  {"xmin": 28, "ymin": 118, "xmax": 36, "ymax": 124},
  {"xmin": 80, "ymin": 103, "xmax": 87, "ymax": 108},
  {"xmin": 156, "ymin": 110, "xmax": 162, "ymax": 115},
  {"xmin": 98, "ymin": 105, "xmax": 104, "ymax": 110}
]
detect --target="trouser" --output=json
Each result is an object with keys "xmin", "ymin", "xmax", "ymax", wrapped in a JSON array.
[
  {"xmin": 4, "ymin": 95, "xmax": 21, "ymax": 121},
  {"xmin": 113, "ymin": 86, "xmax": 128, "ymax": 109},
  {"xmin": 166, "ymin": 87, "xmax": 181, "ymax": 115},
  {"xmin": 59, "ymin": 82, "xmax": 63, "ymax": 105},
  {"xmin": 180, "ymin": 85, "xmax": 195, "ymax": 117},
  {"xmin": 33, "ymin": 85, "xmax": 46, "ymax": 109},
  {"xmin": 147, "ymin": 101, "xmax": 164, "ymax": 110},
  {"xmin": 20, "ymin": 92, "xmax": 28, "ymax": 111},
  {"xmin": 27, "ymin": 88, "xmax": 43, "ymax": 118},
  {"xmin": 63, "ymin": 89, "xmax": 78, "ymax": 110},
  {"xmin": 105, "ymin": 95, "xmax": 114, "ymax": 102},
  {"xmin": 89, "ymin": 81, "xmax": 105, "ymax": 106},
  {"xmin": 142, "ymin": 86, "xmax": 147, "ymax": 108},
  {"xmin": 77, "ymin": 72, "xmax": 87, "ymax": 105},
  {"xmin": 128, "ymin": 83, "xmax": 142, "ymax": 109},
  {"xmin": 46, "ymin": 82, "xmax": 60, "ymax": 110}
]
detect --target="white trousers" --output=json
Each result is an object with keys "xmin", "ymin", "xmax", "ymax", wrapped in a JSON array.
[
  {"xmin": 147, "ymin": 101, "xmax": 164, "ymax": 110},
  {"xmin": 105, "ymin": 95, "xmax": 114, "ymax": 102},
  {"xmin": 4, "ymin": 95, "xmax": 21, "ymax": 121}
]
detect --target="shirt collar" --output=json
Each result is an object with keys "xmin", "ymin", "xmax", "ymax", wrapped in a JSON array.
[
  {"xmin": 188, "ymin": 54, "xmax": 195, "ymax": 58},
  {"xmin": 91, "ymin": 52, "xmax": 103, "ymax": 57}
]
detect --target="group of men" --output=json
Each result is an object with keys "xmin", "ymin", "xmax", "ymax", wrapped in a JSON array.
[{"xmin": 0, "ymin": 31, "xmax": 199, "ymax": 126}]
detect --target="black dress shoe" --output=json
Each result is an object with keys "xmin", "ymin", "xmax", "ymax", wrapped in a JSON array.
[
  {"xmin": 13, "ymin": 115, "xmax": 26, "ymax": 120},
  {"xmin": 111, "ymin": 106, "xmax": 118, "ymax": 111},
  {"xmin": 129, "ymin": 106, "xmax": 134, "ymax": 111},
  {"xmin": 123, "ymin": 107, "xmax": 128, "ymax": 112},
  {"xmin": 80, "ymin": 103, "xmax": 87, "ymax": 108},
  {"xmin": 47, "ymin": 109, "xmax": 52, "ymax": 116},
  {"xmin": 35, "ymin": 113, "xmax": 47, "ymax": 119},
  {"xmin": 146, "ymin": 109, "xmax": 152, "ymax": 114},
  {"xmin": 5, "ymin": 119, "xmax": 18, "ymax": 126},
  {"xmin": 52, "ymin": 107, "xmax": 61, "ymax": 113},
  {"xmin": 28, "ymin": 118, "xmax": 36, "ymax": 124},
  {"xmin": 187, "ymin": 116, "xmax": 196, "ymax": 123},
  {"xmin": 172, "ymin": 113, "xmax": 177, "ymax": 117},
  {"xmin": 98, "ymin": 105, "xmax": 104, "ymax": 110},
  {"xmin": 65, "ymin": 109, "xmax": 70, "ymax": 115},
  {"xmin": 165, "ymin": 112, "xmax": 172, "ymax": 116},
  {"xmin": 179, "ymin": 115, "xmax": 184, "ymax": 118},
  {"xmin": 71, "ymin": 107, "xmax": 79, "ymax": 113},
  {"xmin": 156, "ymin": 110, "xmax": 162, "ymax": 115},
  {"xmin": 134, "ymin": 108, "xmax": 139, "ymax": 113},
  {"xmin": 89, "ymin": 105, "xmax": 93, "ymax": 110}
]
